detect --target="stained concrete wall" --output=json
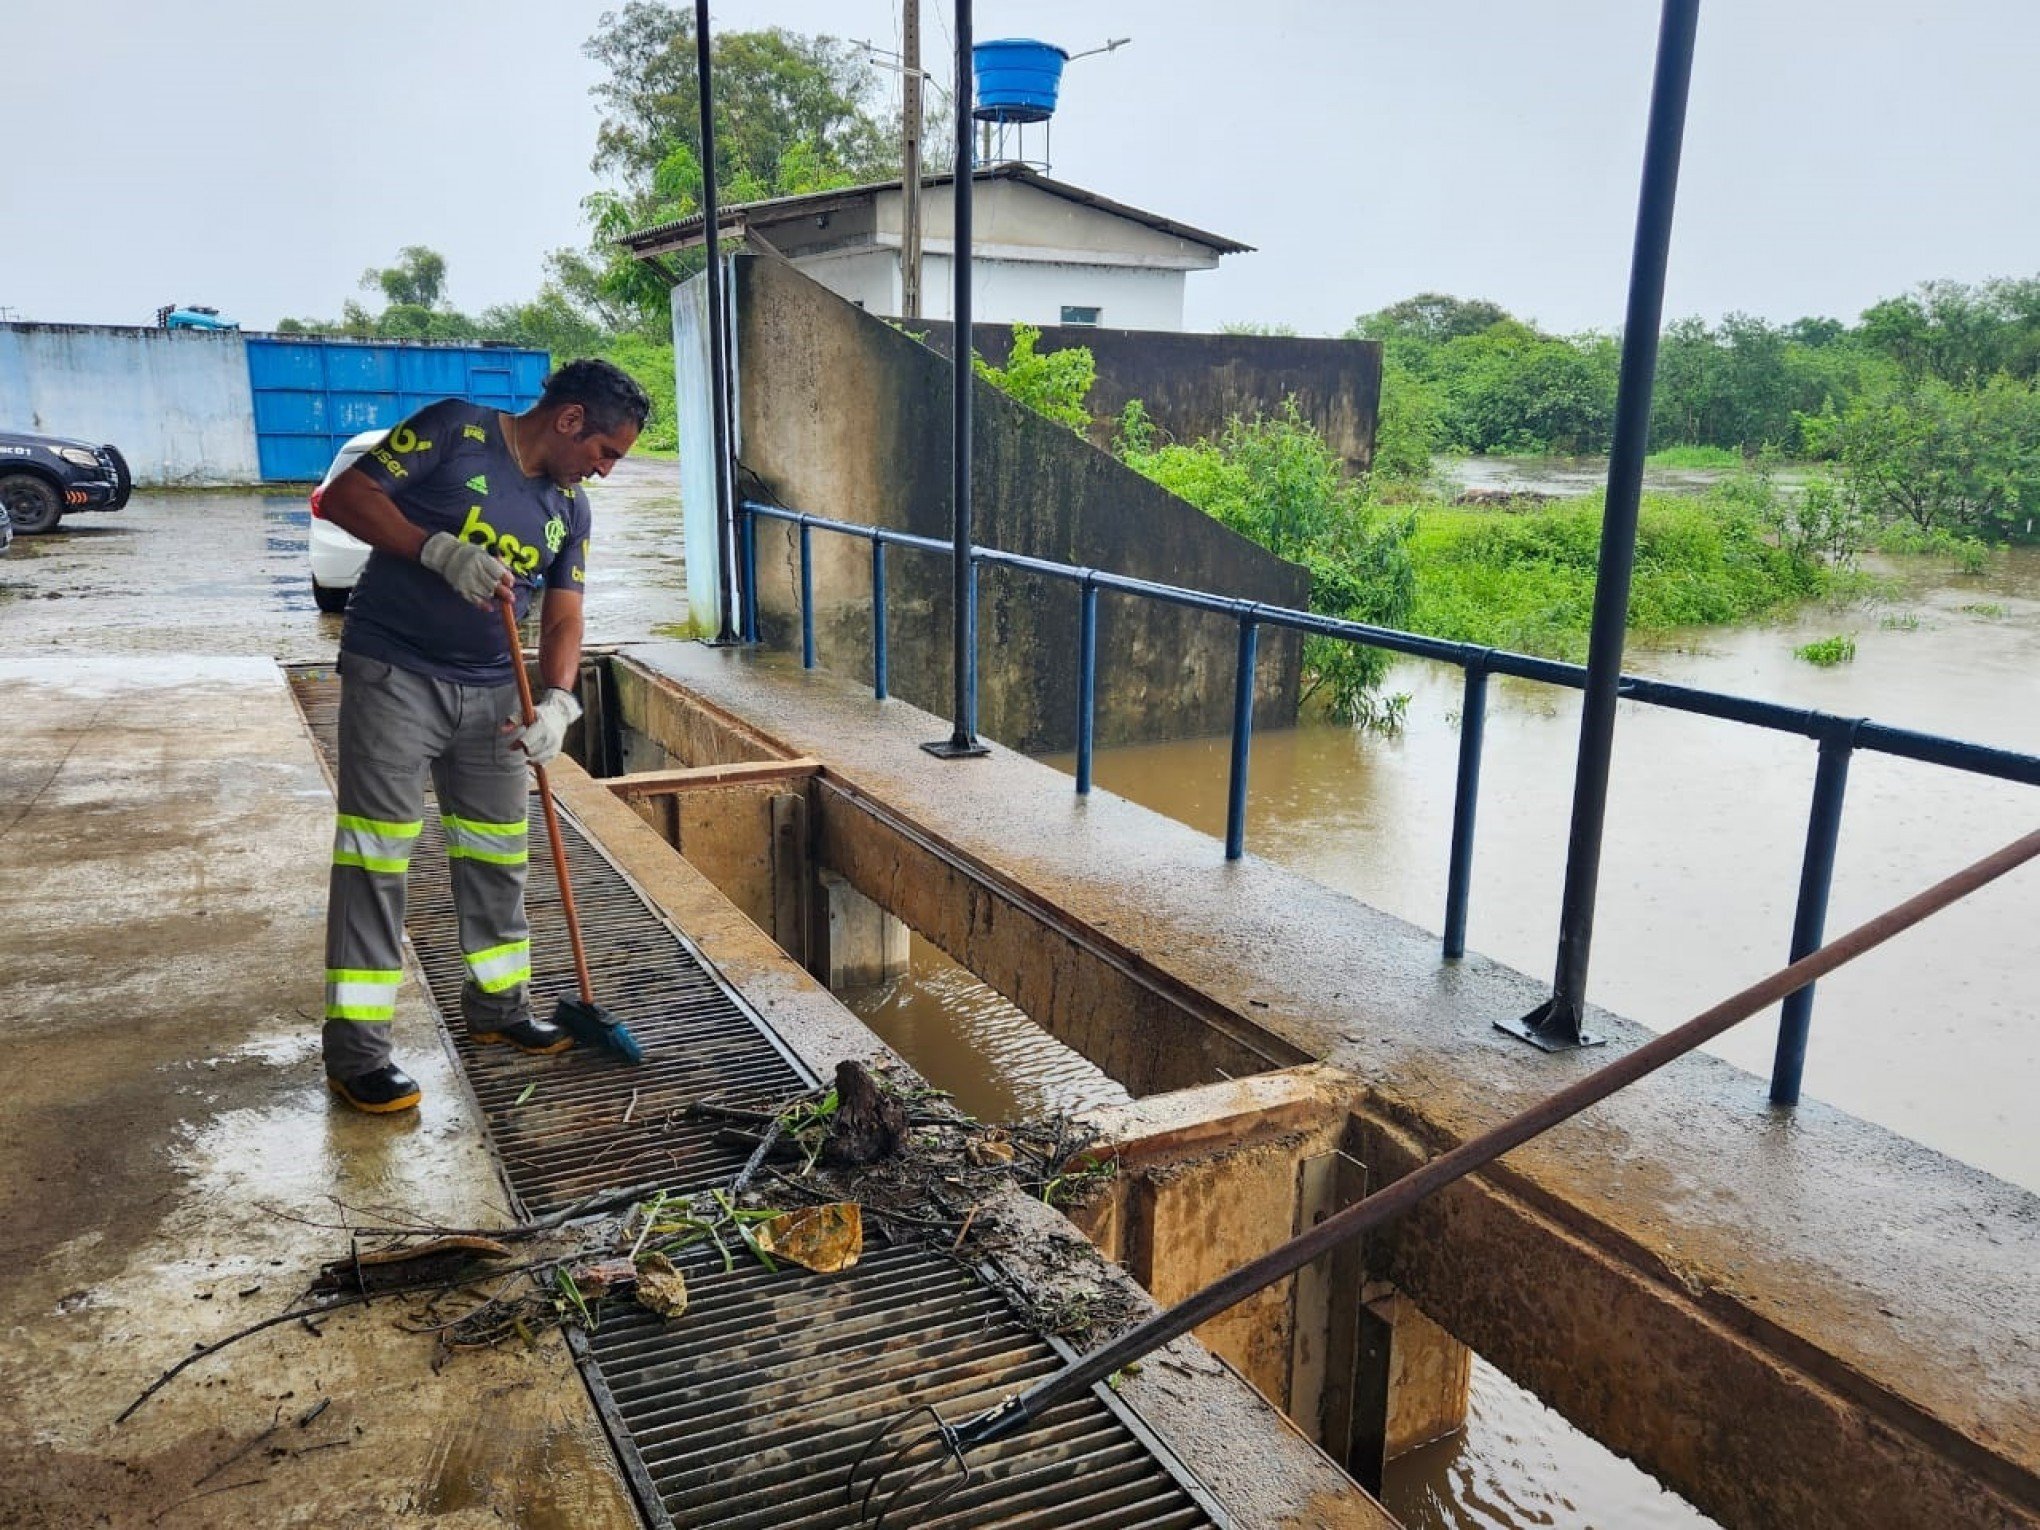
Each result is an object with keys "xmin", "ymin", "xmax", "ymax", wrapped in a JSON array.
[
  {"xmin": 732, "ymin": 246, "xmax": 1311, "ymax": 753},
  {"xmin": 919, "ymin": 320, "xmax": 1384, "ymax": 473},
  {"xmin": 0, "ymin": 322, "xmax": 259, "ymax": 484}
]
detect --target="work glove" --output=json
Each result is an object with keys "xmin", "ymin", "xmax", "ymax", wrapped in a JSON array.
[
  {"xmin": 420, "ymin": 531, "xmax": 510, "ymax": 608},
  {"xmin": 510, "ymin": 687, "xmax": 583, "ymax": 766}
]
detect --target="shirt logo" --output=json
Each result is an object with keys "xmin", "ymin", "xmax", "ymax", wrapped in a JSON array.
[
  {"xmin": 466, "ymin": 474, "xmax": 489, "ymax": 496},
  {"xmin": 371, "ymin": 448, "xmax": 408, "ymax": 479},
  {"xmin": 463, "ymin": 424, "xmax": 488, "ymax": 443},
  {"xmin": 456, "ymin": 505, "xmax": 542, "ymax": 577},
  {"xmin": 387, "ymin": 425, "xmax": 432, "ymax": 455},
  {"xmin": 543, "ymin": 514, "xmax": 566, "ymax": 554}
]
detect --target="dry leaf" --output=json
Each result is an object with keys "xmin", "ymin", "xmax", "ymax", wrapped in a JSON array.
[
  {"xmin": 633, "ymin": 1252, "xmax": 689, "ymax": 1318},
  {"xmin": 752, "ymin": 1203, "xmax": 863, "ymax": 1273}
]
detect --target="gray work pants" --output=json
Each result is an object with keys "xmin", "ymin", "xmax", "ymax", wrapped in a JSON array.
[{"xmin": 322, "ymin": 651, "xmax": 534, "ymax": 1082}]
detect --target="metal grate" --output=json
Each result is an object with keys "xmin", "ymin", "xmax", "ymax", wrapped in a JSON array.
[
  {"xmin": 587, "ymin": 1241, "xmax": 1220, "ymax": 1530},
  {"xmin": 288, "ymin": 667, "xmax": 1223, "ymax": 1530}
]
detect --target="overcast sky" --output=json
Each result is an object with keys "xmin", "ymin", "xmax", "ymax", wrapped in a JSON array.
[{"xmin": 5, "ymin": 1, "xmax": 2035, "ymax": 337}]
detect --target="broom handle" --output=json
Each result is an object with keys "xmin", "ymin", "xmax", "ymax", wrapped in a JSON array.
[{"xmin": 499, "ymin": 595, "xmax": 596, "ymax": 1005}]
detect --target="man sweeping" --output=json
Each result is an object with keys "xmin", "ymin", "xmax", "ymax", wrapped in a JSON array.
[{"xmin": 317, "ymin": 359, "xmax": 650, "ymax": 1113}]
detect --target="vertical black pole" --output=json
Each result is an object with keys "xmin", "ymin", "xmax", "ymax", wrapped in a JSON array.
[
  {"xmin": 1075, "ymin": 580, "xmax": 1098, "ymax": 795},
  {"xmin": 1225, "ymin": 620, "xmax": 1260, "ymax": 861},
  {"xmin": 1443, "ymin": 660, "xmax": 1491, "ymax": 960},
  {"xmin": 872, "ymin": 539, "xmax": 890, "ymax": 700},
  {"xmin": 1500, "ymin": 0, "xmax": 1700, "ymax": 1051},
  {"xmin": 923, "ymin": 0, "xmax": 987, "ymax": 758},
  {"xmin": 695, "ymin": 0, "xmax": 738, "ymax": 644},
  {"xmin": 1771, "ymin": 727, "xmax": 1855, "ymax": 1104}
]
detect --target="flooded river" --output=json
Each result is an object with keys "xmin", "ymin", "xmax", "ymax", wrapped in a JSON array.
[{"xmin": 1034, "ymin": 550, "xmax": 2040, "ymax": 1196}]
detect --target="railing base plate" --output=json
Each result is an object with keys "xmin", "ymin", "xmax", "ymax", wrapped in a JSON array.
[
  {"xmin": 1496, "ymin": 998, "xmax": 1607, "ymax": 1053},
  {"xmin": 921, "ymin": 736, "xmax": 991, "ymax": 760}
]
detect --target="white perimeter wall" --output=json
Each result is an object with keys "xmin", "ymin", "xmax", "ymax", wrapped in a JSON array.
[{"xmin": 0, "ymin": 324, "xmax": 259, "ymax": 485}]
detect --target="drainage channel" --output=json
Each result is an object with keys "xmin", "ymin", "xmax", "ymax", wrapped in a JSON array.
[{"xmin": 289, "ymin": 668, "xmax": 1227, "ymax": 1530}]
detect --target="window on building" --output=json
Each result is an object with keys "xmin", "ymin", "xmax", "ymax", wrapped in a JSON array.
[{"xmin": 1060, "ymin": 305, "xmax": 1102, "ymax": 327}]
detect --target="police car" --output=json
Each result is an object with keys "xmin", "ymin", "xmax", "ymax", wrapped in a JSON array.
[{"xmin": 0, "ymin": 430, "xmax": 132, "ymax": 534}]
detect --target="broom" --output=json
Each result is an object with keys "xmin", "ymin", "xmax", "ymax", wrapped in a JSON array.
[{"xmin": 498, "ymin": 594, "xmax": 644, "ymax": 1065}]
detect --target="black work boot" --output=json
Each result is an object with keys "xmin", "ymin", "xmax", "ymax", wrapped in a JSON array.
[
  {"xmin": 328, "ymin": 1064, "xmax": 423, "ymax": 1114},
  {"xmin": 471, "ymin": 1015, "xmax": 574, "ymax": 1055}
]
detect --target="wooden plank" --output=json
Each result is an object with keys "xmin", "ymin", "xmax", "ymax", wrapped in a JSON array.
[{"xmin": 606, "ymin": 758, "xmax": 820, "ymax": 797}]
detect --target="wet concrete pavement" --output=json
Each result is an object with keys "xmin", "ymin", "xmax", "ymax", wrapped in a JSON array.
[
  {"xmin": 0, "ymin": 453, "xmax": 689, "ymax": 661},
  {"xmin": 0, "ymin": 467, "xmax": 678, "ymax": 1527},
  {"xmin": 0, "ymin": 654, "xmax": 637, "ymax": 1527}
]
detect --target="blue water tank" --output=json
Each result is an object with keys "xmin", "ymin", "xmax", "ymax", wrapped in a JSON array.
[{"xmin": 972, "ymin": 39, "xmax": 1069, "ymax": 124}]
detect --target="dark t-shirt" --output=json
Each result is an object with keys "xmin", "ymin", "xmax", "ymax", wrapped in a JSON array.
[{"xmin": 340, "ymin": 399, "xmax": 590, "ymax": 685}]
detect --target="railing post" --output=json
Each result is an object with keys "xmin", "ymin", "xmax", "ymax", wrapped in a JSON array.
[
  {"xmin": 1771, "ymin": 724, "xmax": 1858, "ymax": 1105},
  {"xmin": 921, "ymin": 0, "xmax": 988, "ymax": 760},
  {"xmin": 1501, "ymin": 0, "xmax": 1698, "ymax": 1053},
  {"xmin": 1443, "ymin": 657, "xmax": 1492, "ymax": 959},
  {"xmin": 871, "ymin": 538, "xmax": 889, "ymax": 700},
  {"xmin": 1225, "ymin": 618, "xmax": 1260, "ymax": 861},
  {"xmin": 1076, "ymin": 579, "xmax": 1098, "ymax": 795},
  {"xmin": 693, "ymin": 0, "xmax": 738, "ymax": 644},
  {"xmin": 739, "ymin": 505, "xmax": 758, "ymax": 644},
  {"xmin": 798, "ymin": 520, "xmax": 815, "ymax": 670}
]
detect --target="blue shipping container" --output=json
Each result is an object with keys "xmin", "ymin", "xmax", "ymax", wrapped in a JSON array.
[{"xmin": 245, "ymin": 337, "xmax": 549, "ymax": 480}]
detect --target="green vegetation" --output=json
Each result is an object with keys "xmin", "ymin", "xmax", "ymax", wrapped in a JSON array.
[
  {"xmin": 1115, "ymin": 399, "xmax": 1417, "ymax": 725},
  {"xmin": 1878, "ymin": 611, "xmax": 1922, "ymax": 631},
  {"xmin": 274, "ymin": 6, "xmax": 930, "ymax": 451},
  {"xmin": 1794, "ymin": 635, "xmax": 1858, "ymax": 666},
  {"xmin": 1407, "ymin": 477, "xmax": 1832, "ymax": 661},
  {"xmin": 968, "ymin": 324, "xmax": 1855, "ymax": 709},
  {"xmin": 1353, "ymin": 277, "xmax": 2040, "ymax": 543},
  {"xmin": 973, "ymin": 325, "xmax": 1096, "ymax": 432},
  {"xmin": 1645, "ymin": 444, "xmax": 1742, "ymax": 469},
  {"xmin": 1960, "ymin": 602, "xmax": 2009, "ymax": 618}
]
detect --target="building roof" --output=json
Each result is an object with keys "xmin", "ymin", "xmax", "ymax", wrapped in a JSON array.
[{"xmin": 619, "ymin": 163, "xmax": 1252, "ymax": 260}]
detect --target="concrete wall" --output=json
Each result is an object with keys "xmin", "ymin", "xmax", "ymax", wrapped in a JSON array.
[
  {"xmin": 732, "ymin": 245, "xmax": 1310, "ymax": 753},
  {"xmin": 0, "ymin": 323, "xmax": 259, "ymax": 484},
  {"xmin": 921, "ymin": 320, "xmax": 1384, "ymax": 473}
]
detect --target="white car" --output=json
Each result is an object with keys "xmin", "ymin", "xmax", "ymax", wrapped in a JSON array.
[{"xmin": 307, "ymin": 429, "xmax": 384, "ymax": 613}]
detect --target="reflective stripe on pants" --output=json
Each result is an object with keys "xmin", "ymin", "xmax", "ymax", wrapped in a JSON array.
[{"xmin": 322, "ymin": 651, "xmax": 535, "ymax": 1082}]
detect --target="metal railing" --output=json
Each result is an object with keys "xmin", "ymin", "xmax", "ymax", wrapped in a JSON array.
[{"xmin": 740, "ymin": 498, "xmax": 2040, "ymax": 1106}]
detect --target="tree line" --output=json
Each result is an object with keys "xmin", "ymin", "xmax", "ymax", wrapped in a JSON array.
[
  {"xmin": 275, "ymin": 3, "xmax": 935, "ymax": 450},
  {"xmin": 1355, "ymin": 285, "xmax": 2040, "ymax": 542},
  {"xmin": 268, "ymin": 5, "xmax": 2039, "ymax": 546}
]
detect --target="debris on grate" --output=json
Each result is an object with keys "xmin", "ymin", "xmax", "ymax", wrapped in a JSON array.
[
  {"xmin": 312, "ymin": 1234, "xmax": 514, "ymax": 1295},
  {"xmin": 630, "ymin": 1252, "xmax": 690, "ymax": 1318}
]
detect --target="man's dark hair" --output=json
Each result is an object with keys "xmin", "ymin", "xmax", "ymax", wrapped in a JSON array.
[{"xmin": 540, "ymin": 358, "xmax": 653, "ymax": 436}]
